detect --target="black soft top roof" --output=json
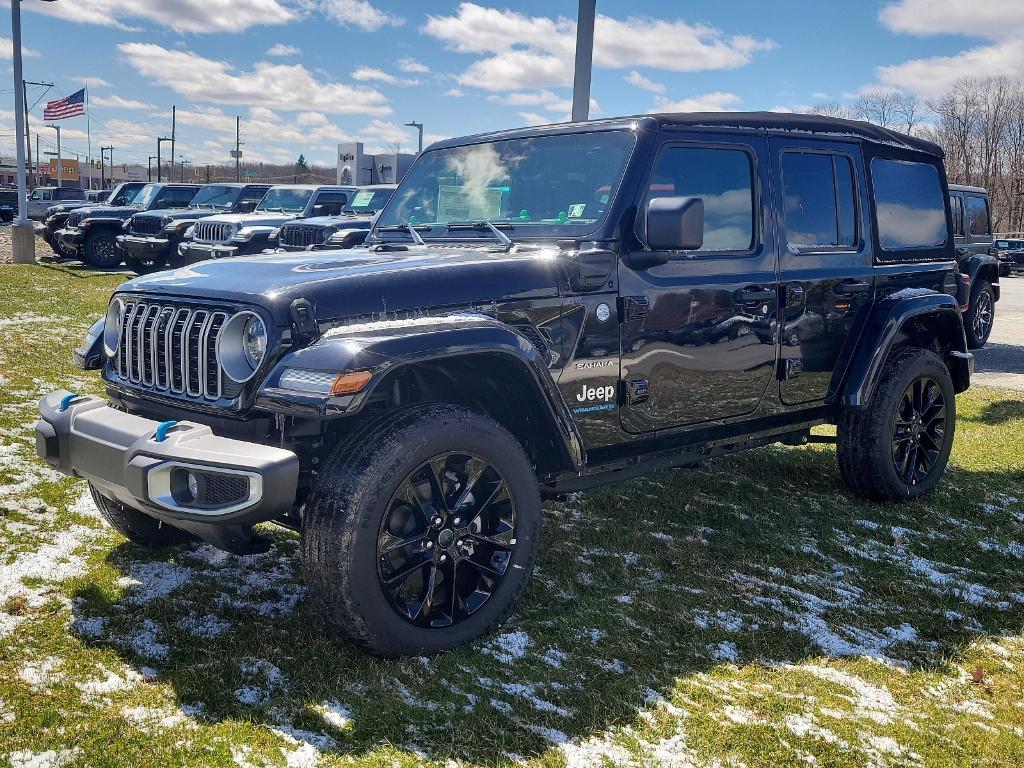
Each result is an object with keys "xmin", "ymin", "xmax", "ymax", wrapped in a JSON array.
[
  {"xmin": 430, "ymin": 111, "xmax": 943, "ymax": 158},
  {"xmin": 649, "ymin": 112, "xmax": 943, "ymax": 157}
]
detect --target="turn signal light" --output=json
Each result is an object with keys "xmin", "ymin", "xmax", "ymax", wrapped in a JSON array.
[{"xmin": 330, "ymin": 370, "xmax": 372, "ymax": 396}]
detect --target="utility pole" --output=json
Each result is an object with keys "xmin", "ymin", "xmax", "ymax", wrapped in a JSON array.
[
  {"xmin": 147, "ymin": 156, "xmax": 156, "ymax": 181},
  {"xmin": 46, "ymin": 124, "xmax": 61, "ymax": 187},
  {"xmin": 404, "ymin": 121, "xmax": 424, "ymax": 154},
  {"xmin": 571, "ymin": 0, "xmax": 597, "ymax": 122},
  {"xmin": 170, "ymin": 105, "xmax": 176, "ymax": 181},
  {"xmin": 35, "ymin": 133, "xmax": 40, "ymax": 182},
  {"xmin": 156, "ymin": 137, "xmax": 171, "ymax": 182},
  {"xmin": 233, "ymin": 116, "xmax": 242, "ymax": 182},
  {"xmin": 100, "ymin": 145, "xmax": 113, "ymax": 189},
  {"xmin": 23, "ymin": 80, "xmax": 53, "ymax": 190}
]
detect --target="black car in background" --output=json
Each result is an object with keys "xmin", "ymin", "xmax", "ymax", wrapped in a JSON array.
[
  {"xmin": 0, "ymin": 189, "xmax": 16, "ymax": 222},
  {"xmin": 118, "ymin": 183, "xmax": 271, "ymax": 273},
  {"xmin": 37, "ymin": 182, "xmax": 148, "ymax": 259},
  {"xmin": 948, "ymin": 184, "xmax": 1000, "ymax": 348},
  {"xmin": 994, "ymin": 238, "xmax": 1024, "ymax": 275}
]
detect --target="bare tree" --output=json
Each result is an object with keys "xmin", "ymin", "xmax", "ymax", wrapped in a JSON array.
[
  {"xmin": 895, "ymin": 92, "xmax": 922, "ymax": 135},
  {"xmin": 853, "ymin": 90, "xmax": 901, "ymax": 129},
  {"xmin": 804, "ymin": 101, "xmax": 857, "ymax": 120}
]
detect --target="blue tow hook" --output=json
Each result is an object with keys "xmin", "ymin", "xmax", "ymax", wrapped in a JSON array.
[
  {"xmin": 58, "ymin": 393, "xmax": 79, "ymax": 412},
  {"xmin": 154, "ymin": 420, "xmax": 178, "ymax": 443}
]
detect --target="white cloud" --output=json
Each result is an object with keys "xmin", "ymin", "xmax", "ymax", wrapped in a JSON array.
[
  {"xmin": 880, "ymin": 0, "xmax": 1024, "ymax": 39},
  {"xmin": 74, "ymin": 76, "xmax": 111, "ymax": 88},
  {"xmin": 446, "ymin": 88, "xmax": 466, "ymax": 98},
  {"xmin": 624, "ymin": 70, "xmax": 665, "ymax": 94},
  {"xmin": 311, "ymin": 0, "xmax": 402, "ymax": 31},
  {"xmin": 351, "ymin": 67, "xmax": 419, "ymax": 86},
  {"xmin": 877, "ymin": 40, "xmax": 1024, "ymax": 98},
  {"xmin": 266, "ymin": 43, "xmax": 301, "ymax": 57},
  {"xmin": 91, "ymin": 94, "xmax": 156, "ymax": 110},
  {"xmin": 397, "ymin": 57, "xmax": 429, "ymax": 74},
  {"xmin": 16, "ymin": 0, "xmax": 296, "ymax": 33},
  {"xmin": 488, "ymin": 90, "xmax": 599, "ymax": 115},
  {"xmin": 424, "ymin": 3, "xmax": 774, "ymax": 91},
  {"xmin": 872, "ymin": 0, "xmax": 1024, "ymax": 98},
  {"xmin": 0, "ymin": 36, "xmax": 39, "ymax": 59},
  {"xmin": 519, "ymin": 111, "xmax": 553, "ymax": 127},
  {"xmin": 117, "ymin": 42, "xmax": 390, "ymax": 116},
  {"xmin": 650, "ymin": 92, "xmax": 742, "ymax": 113}
]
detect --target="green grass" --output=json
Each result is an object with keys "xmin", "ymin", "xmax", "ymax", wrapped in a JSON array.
[{"xmin": 2, "ymin": 263, "xmax": 1024, "ymax": 767}]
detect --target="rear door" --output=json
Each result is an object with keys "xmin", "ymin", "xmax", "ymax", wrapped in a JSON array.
[
  {"xmin": 618, "ymin": 133, "xmax": 779, "ymax": 434},
  {"xmin": 770, "ymin": 138, "xmax": 874, "ymax": 405}
]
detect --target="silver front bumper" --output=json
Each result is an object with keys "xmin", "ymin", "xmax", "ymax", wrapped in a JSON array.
[{"xmin": 36, "ymin": 390, "xmax": 299, "ymax": 533}]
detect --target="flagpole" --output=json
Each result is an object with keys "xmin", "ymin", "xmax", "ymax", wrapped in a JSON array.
[{"xmin": 86, "ymin": 85, "xmax": 92, "ymax": 190}]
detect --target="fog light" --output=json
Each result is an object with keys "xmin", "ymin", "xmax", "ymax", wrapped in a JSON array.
[{"xmin": 187, "ymin": 472, "xmax": 199, "ymax": 501}]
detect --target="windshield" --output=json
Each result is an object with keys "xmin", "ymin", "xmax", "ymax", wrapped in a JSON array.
[
  {"xmin": 375, "ymin": 131, "xmax": 635, "ymax": 238},
  {"xmin": 189, "ymin": 185, "xmax": 240, "ymax": 209},
  {"xmin": 131, "ymin": 184, "xmax": 160, "ymax": 209},
  {"xmin": 348, "ymin": 188, "xmax": 393, "ymax": 214},
  {"xmin": 256, "ymin": 187, "xmax": 313, "ymax": 213},
  {"xmin": 29, "ymin": 189, "xmax": 50, "ymax": 201},
  {"xmin": 110, "ymin": 184, "xmax": 143, "ymax": 205}
]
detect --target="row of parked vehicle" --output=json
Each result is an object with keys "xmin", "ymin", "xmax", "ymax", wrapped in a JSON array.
[{"xmin": 32, "ymin": 181, "xmax": 396, "ymax": 273}]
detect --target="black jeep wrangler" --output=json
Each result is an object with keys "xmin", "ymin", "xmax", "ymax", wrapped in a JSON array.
[
  {"xmin": 948, "ymin": 184, "xmax": 1000, "ymax": 348},
  {"xmin": 37, "ymin": 182, "xmax": 147, "ymax": 259},
  {"xmin": 55, "ymin": 183, "xmax": 201, "ymax": 268},
  {"xmin": 38, "ymin": 113, "xmax": 973, "ymax": 657},
  {"xmin": 118, "ymin": 183, "xmax": 271, "ymax": 274}
]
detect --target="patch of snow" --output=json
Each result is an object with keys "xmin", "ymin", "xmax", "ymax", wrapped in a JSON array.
[
  {"xmin": 125, "ymin": 619, "xmax": 170, "ymax": 659},
  {"xmin": 978, "ymin": 539, "xmax": 1024, "ymax": 559},
  {"xmin": 803, "ymin": 665, "xmax": 900, "ymax": 725},
  {"xmin": 117, "ymin": 561, "xmax": 194, "ymax": 605},
  {"xmin": 323, "ymin": 312, "xmax": 487, "ymax": 339},
  {"xmin": 597, "ymin": 658, "xmax": 627, "ymax": 673},
  {"xmin": 482, "ymin": 630, "xmax": 530, "ymax": 663},
  {"xmin": 177, "ymin": 613, "xmax": 232, "ymax": 638},
  {"xmin": 317, "ymin": 700, "xmax": 352, "ymax": 730},
  {"xmin": 121, "ymin": 705, "xmax": 190, "ymax": 733},
  {"xmin": 722, "ymin": 704, "xmax": 761, "ymax": 725},
  {"xmin": 77, "ymin": 664, "xmax": 141, "ymax": 697},
  {"xmin": 499, "ymin": 682, "xmax": 572, "ymax": 717},
  {"xmin": 540, "ymin": 648, "xmax": 569, "ymax": 668},
  {"xmin": 712, "ymin": 641, "xmax": 740, "ymax": 663},
  {"xmin": 784, "ymin": 712, "xmax": 844, "ymax": 745},
  {"xmin": 18, "ymin": 657, "xmax": 61, "ymax": 690},
  {"xmin": 8, "ymin": 750, "xmax": 80, "ymax": 768},
  {"xmin": 614, "ymin": 594, "xmax": 633, "ymax": 605},
  {"xmin": 889, "ymin": 287, "xmax": 936, "ymax": 300}
]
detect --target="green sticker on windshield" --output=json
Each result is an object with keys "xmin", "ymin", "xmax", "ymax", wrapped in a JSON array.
[
  {"xmin": 351, "ymin": 190, "xmax": 375, "ymax": 208},
  {"xmin": 568, "ymin": 203, "xmax": 586, "ymax": 219}
]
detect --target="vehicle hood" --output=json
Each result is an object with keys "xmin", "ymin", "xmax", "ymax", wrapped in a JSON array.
[
  {"xmin": 283, "ymin": 214, "xmax": 374, "ymax": 228},
  {"xmin": 47, "ymin": 201, "xmax": 91, "ymax": 215},
  {"xmin": 197, "ymin": 212, "xmax": 297, "ymax": 228},
  {"xmin": 79, "ymin": 204, "xmax": 140, "ymax": 220},
  {"xmin": 116, "ymin": 245, "xmax": 563, "ymax": 324},
  {"xmin": 134, "ymin": 207, "xmax": 224, "ymax": 223}
]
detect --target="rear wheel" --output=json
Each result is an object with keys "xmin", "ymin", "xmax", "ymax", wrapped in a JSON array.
[
  {"xmin": 837, "ymin": 348, "xmax": 955, "ymax": 501},
  {"xmin": 82, "ymin": 231, "xmax": 121, "ymax": 268},
  {"xmin": 51, "ymin": 236, "xmax": 76, "ymax": 259},
  {"xmin": 89, "ymin": 483, "xmax": 194, "ymax": 547},
  {"xmin": 964, "ymin": 280, "xmax": 995, "ymax": 349},
  {"xmin": 301, "ymin": 405, "xmax": 541, "ymax": 657}
]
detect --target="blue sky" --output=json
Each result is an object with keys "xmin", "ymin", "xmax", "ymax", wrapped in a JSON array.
[{"xmin": 0, "ymin": 0, "xmax": 1020, "ymax": 169}]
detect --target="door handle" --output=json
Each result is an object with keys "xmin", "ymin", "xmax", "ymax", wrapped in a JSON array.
[
  {"xmin": 833, "ymin": 280, "xmax": 870, "ymax": 296},
  {"xmin": 734, "ymin": 286, "xmax": 776, "ymax": 304}
]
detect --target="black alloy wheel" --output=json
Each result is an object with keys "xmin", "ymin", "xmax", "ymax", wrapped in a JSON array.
[
  {"xmin": 377, "ymin": 452, "xmax": 517, "ymax": 628},
  {"xmin": 970, "ymin": 287, "xmax": 994, "ymax": 345},
  {"xmin": 891, "ymin": 376, "xmax": 947, "ymax": 486}
]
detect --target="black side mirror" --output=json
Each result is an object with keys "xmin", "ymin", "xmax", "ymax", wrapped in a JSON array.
[{"xmin": 647, "ymin": 196, "xmax": 704, "ymax": 252}]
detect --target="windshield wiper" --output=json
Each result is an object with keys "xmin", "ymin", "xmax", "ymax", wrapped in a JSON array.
[
  {"xmin": 377, "ymin": 223, "xmax": 432, "ymax": 246},
  {"xmin": 446, "ymin": 220, "xmax": 514, "ymax": 249}
]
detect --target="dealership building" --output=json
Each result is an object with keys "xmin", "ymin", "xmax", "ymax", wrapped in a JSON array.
[{"xmin": 336, "ymin": 142, "xmax": 416, "ymax": 187}]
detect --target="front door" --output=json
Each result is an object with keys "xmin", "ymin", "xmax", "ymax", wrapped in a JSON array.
[
  {"xmin": 619, "ymin": 134, "xmax": 778, "ymax": 434},
  {"xmin": 769, "ymin": 138, "xmax": 874, "ymax": 405}
]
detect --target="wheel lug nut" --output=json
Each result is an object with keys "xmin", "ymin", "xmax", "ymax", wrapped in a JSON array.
[
  {"xmin": 432, "ymin": 516, "xmax": 442, "ymax": 527},
  {"xmin": 439, "ymin": 554, "xmax": 447, "ymax": 563},
  {"xmin": 453, "ymin": 517, "xmax": 461, "ymax": 526},
  {"xmin": 426, "ymin": 541, "xmax": 434, "ymax": 549}
]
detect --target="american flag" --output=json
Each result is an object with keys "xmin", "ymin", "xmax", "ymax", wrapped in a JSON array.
[{"xmin": 43, "ymin": 88, "xmax": 86, "ymax": 120}]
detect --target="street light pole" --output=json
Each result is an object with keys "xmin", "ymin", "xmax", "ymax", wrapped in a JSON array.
[
  {"xmin": 156, "ymin": 137, "xmax": 171, "ymax": 182},
  {"xmin": 571, "ymin": 0, "xmax": 597, "ymax": 122},
  {"xmin": 46, "ymin": 124, "xmax": 61, "ymax": 188},
  {"xmin": 11, "ymin": 0, "xmax": 31, "ymax": 262},
  {"xmin": 147, "ymin": 156, "xmax": 156, "ymax": 181},
  {"xmin": 404, "ymin": 121, "xmax": 424, "ymax": 154}
]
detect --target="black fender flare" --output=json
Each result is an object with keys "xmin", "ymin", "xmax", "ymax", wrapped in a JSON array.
[
  {"xmin": 838, "ymin": 293, "xmax": 970, "ymax": 409},
  {"xmin": 962, "ymin": 252, "xmax": 1000, "ymax": 300},
  {"xmin": 257, "ymin": 313, "xmax": 584, "ymax": 470}
]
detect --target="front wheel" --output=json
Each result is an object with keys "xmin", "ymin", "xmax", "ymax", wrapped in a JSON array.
[
  {"xmin": 301, "ymin": 405, "xmax": 541, "ymax": 657},
  {"xmin": 124, "ymin": 253, "xmax": 166, "ymax": 275},
  {"xmin": 964, "ymin": 281, "xmax": 995, "ymax": 349},
  {"xmin": 89, "ymin": 484, "xmax": 195, "ymax": 547},
  {"xmin": 837, "ymin": 348, "xmax": 955, "ymax": 502},
  {"xmin": 51, "ymin": 236, "xmax": 76, "ymax": 259},
  {"xmin": 82, "ymin": 231, "xmax": 122, "ymax": 268}
]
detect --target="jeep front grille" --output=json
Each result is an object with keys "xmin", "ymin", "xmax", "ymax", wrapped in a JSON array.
[
  {"xmin": 112, "ymin": 301, "xmax": 241, "ymax": 401},
  {"xmin": 130, "ymin": 215, "xmax": 164, "ymax": 236},
  {"xmin": 193, "ymin": 221, "xmax": 235, "ymax": 244},
  {"xmin": 279, "ymin": 223, "xmax": 329, "ymax": 249}
]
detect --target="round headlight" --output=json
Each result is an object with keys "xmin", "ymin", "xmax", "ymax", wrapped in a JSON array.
[
  {"xmin": 217, "ymin": 311, "xmax": 268, "ymax": 383},
  {"xmin": 103, "ymin": 298, "xmax": 126, "ymax": 357},
  {"xmin": 243, "ymin": 315, "xmax": 267, "ymax": 368}
]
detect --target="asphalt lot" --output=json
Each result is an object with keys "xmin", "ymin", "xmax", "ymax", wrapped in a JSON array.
[{"xmin": 974, "ymin": 275, "xmax": 1024, "ymax": 391}]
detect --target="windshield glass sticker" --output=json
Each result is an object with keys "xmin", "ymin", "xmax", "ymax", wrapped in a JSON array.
[
  {"xmin": 436, "ymin": 185, "xmax": 504, "ymax": 222},
  {"xmin": 568, "ymin": 203, "xmax": 586, "ymax": 218},
  {"xmin": 351, "ymin": 190, "xmax": 375, "ymax": 208}
]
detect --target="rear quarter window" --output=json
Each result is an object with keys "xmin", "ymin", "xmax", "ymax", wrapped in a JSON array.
[{"xmin": 870, "ymin": 158, "xmax": 947, "ymax": 252}]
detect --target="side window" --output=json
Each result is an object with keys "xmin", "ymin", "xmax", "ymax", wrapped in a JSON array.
[
  {"xmin": 949, "ymin": 195, "xmax": 964, "ymax": 237},
  {"xmin": 643, "ymin": 146, "xmax": 755, "ymax": 252},
  {"xmin": 161, "ymin": 188, "xmax": 197, "ymax": 208},
  {"xmin": 781, "ymin": 151, "xmax": 857, "ymax": 251},
  {"xmin": 966, "ymin": 195, "xmax": 990, "ymax": 237},
  {"xmin": 870, "ymin": 158, "xmax": 947, "ymax": 251}
]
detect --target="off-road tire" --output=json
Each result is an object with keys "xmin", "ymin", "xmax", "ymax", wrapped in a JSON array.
[
  {"xmin": 82, "ymin": 231, "xmax": 121, "ymax": 269},
  {"xmin": 964, "ymin": 280, "xmax": 995, "ymax": 349},
  {"xmin": 124, "ymin": 254, "xmax": 166, "ymax": 275},
  {"xmin": 837, "ymin": 347, "xmax": 955, "ymax": 502},
  {"xmin": 49, "ymin": 235, "xmax": 75, "ymax": 259},
  {"xmin": 89, "ymin": 483, "xmax": 195, "ymax": 547},
  {"xmin": 301, "ymin": 404, "xmax": 541, "ymax": 657}
]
